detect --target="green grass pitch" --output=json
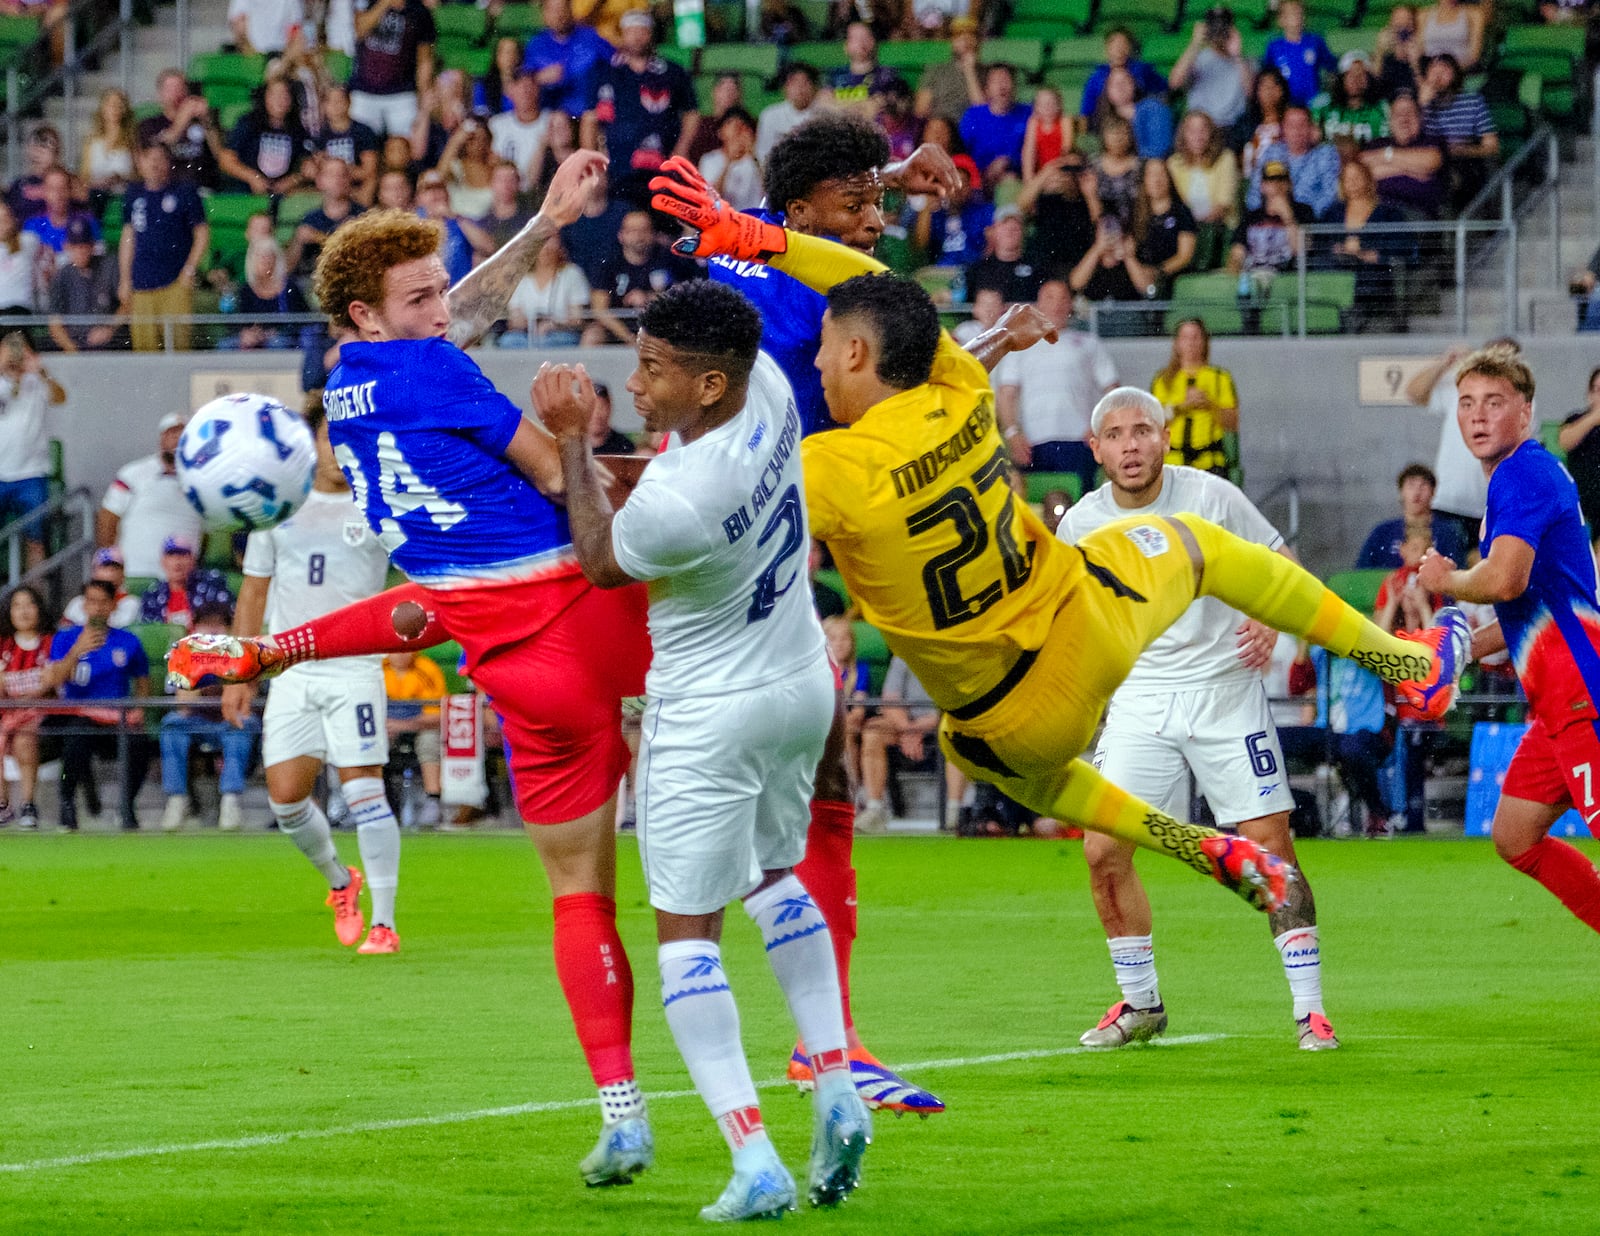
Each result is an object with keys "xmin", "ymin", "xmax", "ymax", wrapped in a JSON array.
[{"xmin": 2, "ymin": 833, "xmax": 1597, "ymax": 1234}]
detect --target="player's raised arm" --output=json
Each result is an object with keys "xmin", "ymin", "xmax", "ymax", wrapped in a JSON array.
[{"xmin": 444, "ymin": 149, "xmax": 608, "ymax": 349}]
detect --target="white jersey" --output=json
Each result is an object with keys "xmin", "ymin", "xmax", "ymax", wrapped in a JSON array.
[
  {"xmin": 610, "ymin": 351, "xmax": 827, "ymax": 701},
  {"xmin": 242, "ymin": 487, "xmax": 390, "ymax": 678},
  {"xmin": 1060, "ymin": 465, "xmax": 1283, "ymax": 692}
]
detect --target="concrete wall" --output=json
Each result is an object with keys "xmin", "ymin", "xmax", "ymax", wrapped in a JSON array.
[{"xmin": 44, "ymin": 332, "xmax": 1598, "ymax": 576}]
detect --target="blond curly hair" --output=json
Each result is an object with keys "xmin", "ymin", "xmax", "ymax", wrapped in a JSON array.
[{"xmin": 313, "ymin": 209, "xmax": 444, "ymax": 333}]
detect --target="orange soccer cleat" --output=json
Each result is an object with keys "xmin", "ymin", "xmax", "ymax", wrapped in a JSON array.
[
  {"xmin": 1394, "ymin": 605, "xmax": 1472, "ymax": 722},
  {"xmin": 165, "ymin": 633, "xmax": 288, "ymax": 691},
  {"xmin": 357, "ymin": 924, "xmax": 400, "ymax": 954},
  {"xmin": 326, "ymin": 866, "xmax": 365, "ymax": 947}
]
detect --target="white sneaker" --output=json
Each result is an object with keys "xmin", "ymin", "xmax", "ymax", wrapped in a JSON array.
[
  {"xmin": 160, "ymin": 794, "xmax": 188, "ymax": 833},
  {"xmin": 218, "ymin": 794, "xmax": 243, "ymax": 832},
  {"xmin": 1329, "ymin": 791, "xmax": 1352, "ymax": 838},
  {"xmin": 855, "ymin": 803, "xmax": 889, "ymax": 834}
]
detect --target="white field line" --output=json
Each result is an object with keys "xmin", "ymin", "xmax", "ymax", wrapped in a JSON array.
[{"xmin": 0, "ymin": 1034, "xmax": 1226, "ymax": 1174}]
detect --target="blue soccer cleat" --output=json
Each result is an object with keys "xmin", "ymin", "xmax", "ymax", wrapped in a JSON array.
[
  {"xmin": 787, "ymin": 1045, "xmax": 946, "ymax": 1116},
  {"xmin": 579, "ymin": 1114, "xmax": 654, "ymax": 1187}
]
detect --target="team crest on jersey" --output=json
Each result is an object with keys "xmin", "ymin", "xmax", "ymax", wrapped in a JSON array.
[
  {"xmin": 343, "ymin": 521, "xmax": 368, "ymax": 547},
  {"xmin": 1124, "ymin": 524, "xmax": 1169, "ymax": 558}
]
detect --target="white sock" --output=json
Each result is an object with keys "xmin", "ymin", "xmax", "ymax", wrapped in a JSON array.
[
  {"xmin": 1275, "ymin": 926, "xmax": 1324, "ymax": 1020},
  {"xmin": 344, "ymin": 776, "xmax": 400, "ymax": 928},
  {"xmin": 659, "ymin": 939, "xmax": 767, "ymax": 1164},
  {"xmin": 1108, "ymin": 935, "xmax": 1160, "ymax": 1009},
  {"xmin": 271, "ymin": 797, "xmax": 349, "ymax": 887},
  {"xmin": 745, "ymin": 876, "xmax": 848, "ymax": 1083}
]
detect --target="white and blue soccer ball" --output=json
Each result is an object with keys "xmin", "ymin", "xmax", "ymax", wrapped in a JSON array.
[{"xmin": 176, "ymin": 393, "xmax": 316, "ymax": 532}]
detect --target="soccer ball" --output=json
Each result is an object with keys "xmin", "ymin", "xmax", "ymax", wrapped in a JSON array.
[{"xmin": 176, "ymin": 394, "xmax": 316, "ymax": 531}]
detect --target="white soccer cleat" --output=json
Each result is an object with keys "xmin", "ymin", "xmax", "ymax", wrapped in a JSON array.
[
  {"xmin": 579, "ymin": 1114, "xmax": 654, "ymax": 1187},
  {"xmin": 807, "ymin": 1080, "xmax": 871, "ymax": 1207},
  {"xmin": 1079, "ymin": 1000, "xmax": 1169, "ymax": 1049},
  {"xmin": 1297, "ymin": 1012, "xmax": 1341, "ymax": 1051},
  {"xmin": 699, "ymin": 1146, "xmax": 798, "ymax": 1222}
]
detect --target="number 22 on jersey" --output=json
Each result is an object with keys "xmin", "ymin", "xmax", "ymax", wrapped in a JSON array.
[{"xmin": 334, "ymin": 433, "xmax": 467, "ymax": 553}]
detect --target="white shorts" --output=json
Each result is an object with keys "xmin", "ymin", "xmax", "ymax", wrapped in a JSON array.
[
  {"xmin": 348, "ymin": 89, "xmax": 418, "ymax": 137},
  {"xmin": 637, "ymin": 662, "xmax": 834, "ymax": 916},
  {"xmin": 262, "ymin": 666, "xmax": 389, "ymax": 770},
  {"xmin": 1093, "ymin": 676, "xmax": 1293, "ymax": 827}
]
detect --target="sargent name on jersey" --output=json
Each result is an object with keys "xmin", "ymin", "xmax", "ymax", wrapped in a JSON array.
[
  {"xmin": 324, "ymin": 382, "xmax": 379, "ymax": 421},
  {"xmin": 722, "ymin": 398, "xmax": 801, "ymax": 545}
]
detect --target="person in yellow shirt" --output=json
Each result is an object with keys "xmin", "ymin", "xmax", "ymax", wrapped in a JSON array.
[
  {"xmin": 647, "ymin": 157, "xmax": 1472, "ymax": 912},
  {"xmin": 384, "ymin": 650, "xmax": 446, "ymax": 825},
  {"xmin": 1150, "ymin": 317, "xmax": 1238, "ymax": 477}
]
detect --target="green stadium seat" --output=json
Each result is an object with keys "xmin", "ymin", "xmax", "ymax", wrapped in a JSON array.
[
  {"xmin": 701, "ymin": 41, "xmax": 779, "ymax": 76},
  {"xmin": 432, "ymin": 4, "xmax": 488, "ymax": 41},
  {"xmin": 218, "ymin": 101, "xmax": 252, "ymax": 133},
  {"xmin": 1024, "ymin": 471, "xmax": 1083, "ymax": 504},
  {"xmin": 1539, "ymin": 419, "xmax": 1567, "ymax": 461},
  {"xmin": 1046, "ymin": 36, "xmax": 1105, "ymax": 68},
  {"xmin": 0, "ymin": 12, "xmax": 39, "ymax": 49},
  {"xmin": 438, "ymin": 43, "xmax": 494, "ymax": 77},
  {"xmin": 324, "ymin": 50, "xmax": 352, "ymax": 82},
  {"xmin": 421, "ymin": 640, "xmax": 472, "ymax": 695},
  {"xmin": 1325, "ymin": 568, "xmax": 1388, "ymax": 613},
  {"xmin": 1006, "ymin": 0, "xmax": 1093, "ymax": 36},
  {"xmin": 209, "ymin": 226, "xmax": 250, "ymax": 277},
  {"xmin": 877, "ymin": 39, "xmax": 951, "ymax": 72},
  {"xmin": 1139, "ymin": 31, "xmax": 1193, "ymax": 74},
  {"xmin": 658, "ymin": 42, "xmax": 693, "ymax": 67},
  {"xmin": 789, "ymin": 40, "xmax": 850, "ymax": 71},
  {"xmin": 978, "ymin": 37, "xmax": 1046, "ymax": 75},
  {"xmin": 1500, "ymin": 24, "xmax": 1586, "ymax": 59},
  {"xmin": 494, "ymin": 3, "xmax": 543, "ymax": 38},
  {"xmin": 850, "ymin": 621, "xmax": 891, "ymax": 695},
  {"xmin": 814, "ymin": 567, "xmax": 849, "ymax": 609},
  {"xmin": 1041, "ymin": 64, "xmax": 1093, "ymax": 111},
  {"xmin": 1323, "ymin": 27, "xmax": 1373, "ymax": 57},
  {"xmin": 1165, "ymin": 272, "xmax": 1245, "ymax": 336},
  {"xmin": 133, "ymin": 622, "xmax": 188, "ymax": 681},
  {"xmin": 1090, "ymin": 0, "xmax": 1181, "ymax": 36},
  {"xmin": 204, "ymin": 83, "xmax": 257, "ymax": 112},
  {"xmin": 275, "ymin": 191, "xmax": 322, "ymax": 227},
  {"xmin": 206, "ymin": 194, "xmax": 273, "ymax": 228},
  {"xmin": 189, "ymin": 52, "xmax": 268, "ymax": 88},
  {"xmin": 1268, "ymin": 271, "xmax": 1355, "ymax": 334}
]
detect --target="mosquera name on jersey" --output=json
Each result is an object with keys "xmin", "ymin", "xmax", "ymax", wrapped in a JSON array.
[
  {"xmin": 323, "ymin": 336, "xmax": 577, "ymax": 589},
  {"xmin": 611, "ymin": 352, "xmax": 825, "ymax": 702},
  {"xmin": 801, "ymin": 333, "xmax": 1083, "ymax": 711}
]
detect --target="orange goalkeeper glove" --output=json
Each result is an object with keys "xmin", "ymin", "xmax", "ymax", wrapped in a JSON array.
[{"xmin": 649, "ymin": 156, "xmax": 788, "ymax": 262}]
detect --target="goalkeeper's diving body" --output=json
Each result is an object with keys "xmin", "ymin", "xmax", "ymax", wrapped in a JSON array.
[{"xmin": 644, "ymin": 156, "xmax": 1472, "ymax": 897}]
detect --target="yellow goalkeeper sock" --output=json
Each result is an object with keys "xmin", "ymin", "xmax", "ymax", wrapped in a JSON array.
[
  {"xmin": 1016, "ymin": 758, "xmax": 1221, "ymax": 879},
  {"xmin": 1174, "ymin": 515, "xmax": 1434, "ymax": 684}
]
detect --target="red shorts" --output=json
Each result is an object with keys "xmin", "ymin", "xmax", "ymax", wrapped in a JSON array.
[
  {"xmin": 1502, "ymin": 715, "xmax": 1600, "ymax": 834},
  {"xmin": 425, "ymin": 571, "xmax": 651, "ymax": 825}
]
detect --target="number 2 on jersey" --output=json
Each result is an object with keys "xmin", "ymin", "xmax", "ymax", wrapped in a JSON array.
[
  {"xmin": 906, "ymin": 446, "xmax": 1034, "ymax": 630},
  {"xmin": 747, "ymin": 484, "xmax": 804, "ymax": 624}
]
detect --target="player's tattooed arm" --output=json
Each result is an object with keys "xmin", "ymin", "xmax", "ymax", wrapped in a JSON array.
[
  {"xmin": 444, "ymin": 150, "xmax": 609, "ymax": 348},
  {"xmin": 530, "ymin": 363, "xmax": 638, "ymax": 588},
  {"xmin": 964, "ymin": 303, "xmax": 1059, "ymax": 373}
]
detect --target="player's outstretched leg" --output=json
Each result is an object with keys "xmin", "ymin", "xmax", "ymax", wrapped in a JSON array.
[
  {"xmin": 658, "ymin": 940, "xmax": 797, "ymax": 1220},
  {"xmin": 968, "ymin": 754, "xmax": 1294, "ymax": 914},
  {"xmin": 744, "ymin": 877, "xmax": 870, "ymax": 1207},
  {"xmin": 166, "ymin": 583, "xmax": 448, "ymax": 689},
  {"xmin": 1170, "ymin": 515, "xmax": 1471, "ymax": 719}
]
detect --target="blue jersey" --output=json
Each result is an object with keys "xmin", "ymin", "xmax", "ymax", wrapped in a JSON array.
[
  {"xmin": 323, "ymin": 337, "xmax": 573, "ymax": 586},
  {"xmin": 1482, "ymin": 439, "xmax": 1600, "ymax": 728},
  {"xmin": 49, "ymin": 626, "xmax": 148, "ymax": 701},
  {"xmin": 708, "ymin": 209, "xmax": 834, "ymax": 438}
]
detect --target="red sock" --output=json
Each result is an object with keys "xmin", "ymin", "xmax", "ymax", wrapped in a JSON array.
[
  {"xmin": 1509, "ymin": 837, "xmax": 1600, "ymax": 933},
  {"xmin": 795, "ymin": 799, "xmax": 857, "ymax": 1030},
  {"xmin": 551, "ymin": 893, "xmax": 636, "ymax": 1085},
  {"xmin": 271, "ymin": 583, "xmax": 449, "ymax": 665}
]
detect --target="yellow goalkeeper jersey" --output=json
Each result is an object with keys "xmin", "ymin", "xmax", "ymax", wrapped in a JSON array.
[{"xmin": 802, "ymin": 333, "xmax": 1085, "ymax": 714}]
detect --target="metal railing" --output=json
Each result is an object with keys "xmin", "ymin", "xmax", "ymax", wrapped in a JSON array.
[
  {"xmin": 4, "ymin": 0, "xmax": 139, "ymax": 184},
  {"xmin": 0, "ymin": 484, "xmax": 95, "ymax": 596}
]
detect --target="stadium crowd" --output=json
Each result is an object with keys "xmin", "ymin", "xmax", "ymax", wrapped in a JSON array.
[{"xmin": 3, "ymin": 0, "xmax": 1589, "ymax": 354}]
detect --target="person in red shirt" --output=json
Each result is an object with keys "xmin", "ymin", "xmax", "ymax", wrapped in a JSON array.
[{"xmin": 0, "ymin": 584, "xmax": 54, "ymax": 827}]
